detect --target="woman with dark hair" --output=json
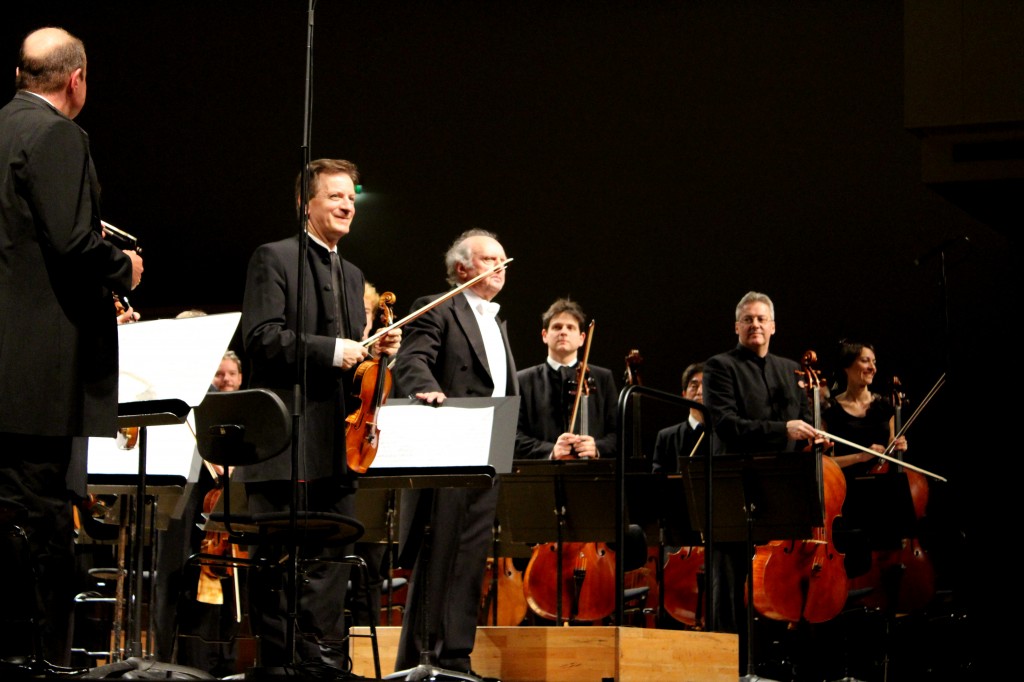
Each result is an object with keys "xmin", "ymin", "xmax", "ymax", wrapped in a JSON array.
[{"xmin": 822, "ymin": 340, "xmax": 907, "ymax": 478}]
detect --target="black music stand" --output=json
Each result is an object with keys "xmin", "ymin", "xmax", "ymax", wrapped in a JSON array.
[
  {"xmin": 680, "ymin": 451, "xmax": 821, "ymax": 682},
  {"xmin": 351, "ymin": 488, "xmax": 405, "ymax": 627},
  {"xmin": 624, "ymin": 471, "xmax": 702, "ymax": 626},
  {"xmin": 83, "ymin": 312, "xmax": 241, "ymax": 676},
  {"xmin": 363, "ymin": 397, "xmax": 518, "ymax": 682},
  {"xmin": 498, "ymin": 459, "xmax": 619, "ymax": 625}
]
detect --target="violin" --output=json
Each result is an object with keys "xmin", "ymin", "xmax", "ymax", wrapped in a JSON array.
[
  {"xmin": 196, "ymin": 464, "xmax": 247, "ymax": 620},
  {"xmin": 342, "ymin": 259, "xmax": 516, "ymax": 474},
  {"xmin": 751, "ymin": 350, "xmax": 848, "ymax": 624},
  {"xmin": 345, "ymin": 292, "xmax": 396, "ymax": 474}
]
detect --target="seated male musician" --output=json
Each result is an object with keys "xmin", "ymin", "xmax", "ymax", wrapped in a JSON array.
[
  {"xmin": 652, "ymin": 362, "xmax": 708, "ymax": 473},
  {"xmin": 515, "ymin": 298, "xmax": 618, "ymax": 460}
]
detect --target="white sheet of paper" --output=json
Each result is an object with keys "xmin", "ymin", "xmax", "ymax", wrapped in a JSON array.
[
  {"xmin": 117, "ymin": 312, "xmax": 241, "ymax": 406},
  {"xmin": 88, "ymin": 412, "xmax": 199, "ymax": 477},
  {"xmin": 373, "ymin": 404, "xmax": 495, "ymax": 467}
]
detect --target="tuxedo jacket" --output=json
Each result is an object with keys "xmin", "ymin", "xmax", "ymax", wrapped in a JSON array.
[
  {"xmin": 239, "ymin": 234, "xmax": 366, "ymax": 482},
  {"xmin": 703, "ymin": 344, "xmax": 811, "ymax": 455},
  {"xmin": 515, "ymin": 362, "xmax": 619, "ymax": 459},
  {"xmin": 391, "ymin": 292, "xmax": 518, "ymax": 564},
  {"xmin": 652, "ymin": 420, "xmax": 707, "ymax": 474},
  {"xmin": 0, "ymin": 92, "xmax": 133, "ymax": 438}
]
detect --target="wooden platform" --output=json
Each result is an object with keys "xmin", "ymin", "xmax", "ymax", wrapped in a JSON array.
[{"xmin": 350, "ymin": 626, "xmax": 738, "ymax": 682}]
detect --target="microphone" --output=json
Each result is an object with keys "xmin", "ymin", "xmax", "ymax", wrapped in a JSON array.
[{"xmin": 913, "ymin": 235, "xmax": 970, "ymax": 266}]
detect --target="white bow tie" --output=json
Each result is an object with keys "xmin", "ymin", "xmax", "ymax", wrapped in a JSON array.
[{"xmin": 476, "ymin": 301, "xmax": 501, "ymax": 318}]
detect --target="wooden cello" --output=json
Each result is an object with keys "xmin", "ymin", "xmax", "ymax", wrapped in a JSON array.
[
  {"xmin": 751, "ymin": 350, "xmax": 848, "ymax": 624},
  {"xmin": 661, "ymin": 421, "xmax": 709, "ymax": 629},
  {"xmin": 522, "ymin": 321, "xmax": 617, "ymax": 624},
  {"xmin": 851, "ymin": 375, "xmax": 937, "ymax": 612},
  {"xmin": 478, "ymin": 537, "xmax": 529, "ymax": 626}
]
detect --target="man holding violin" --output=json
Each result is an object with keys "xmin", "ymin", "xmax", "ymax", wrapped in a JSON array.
[
  {"xmin": 515, "ymin": 298, "xmax": 618, "ymax": 461},
  {"xmin": 239, "ymin": 158, "xmax": 400, "ymax": 669},
  {"xmin": 1, "ymin": 27, "xmax": 143, "ymax": 665}
]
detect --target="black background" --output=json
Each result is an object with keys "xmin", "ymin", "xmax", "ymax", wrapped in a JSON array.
[{"xmin": 9, "ymin": 2, "xmax": 1007, "ymax": 627}]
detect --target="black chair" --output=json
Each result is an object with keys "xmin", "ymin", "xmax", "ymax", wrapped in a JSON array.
[{"xmin": 190, "ymin": 388, "xmax": 380, "ymax": 678}]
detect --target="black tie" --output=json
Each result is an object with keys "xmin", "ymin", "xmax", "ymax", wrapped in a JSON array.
[{"xmin": 330, "ymin": 251, "xmax": 344, "ymax": 338}]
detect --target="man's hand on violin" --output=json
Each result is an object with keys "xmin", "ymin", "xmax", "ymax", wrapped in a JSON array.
[
  {"xmin": 340, "ymin": 338, "xmax": 369, "ymax": 370},
  {"xmin": 373, "ymin": 328, "xmax": 402, "ymax": 357},
  {"xmin": 116, "ymin": 304, "xmax": 140, "ymax": 324}
]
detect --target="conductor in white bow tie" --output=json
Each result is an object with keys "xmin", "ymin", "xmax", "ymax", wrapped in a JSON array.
[{"xmin": 391, "ymin": 229, "xmax": 517, "ymax": 679}]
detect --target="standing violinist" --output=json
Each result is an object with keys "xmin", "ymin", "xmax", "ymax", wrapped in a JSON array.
[
  {"xmin": 702, "ymin": 291, "xmax": 815, "ymax": 672},
  {"xmin": 515, "ymin": 298, "xmax": 618, "ymax": 461},
  {"xmin": 822, "ymin": 339, "xmax": 907, "ymax": 477},
  {"xmin": 239, "ymin": 159, "xmax": 400, "ymax": 669}
]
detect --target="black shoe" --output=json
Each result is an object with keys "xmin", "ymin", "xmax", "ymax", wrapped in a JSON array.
[{"xmin": 467, "ymin": 671, "xmax": 501, "ymax": 682}]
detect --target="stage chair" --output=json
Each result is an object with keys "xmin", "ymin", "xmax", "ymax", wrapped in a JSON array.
[{"xmin": 190, "ymin": 388, "xmax": 380, "ymax": 678}]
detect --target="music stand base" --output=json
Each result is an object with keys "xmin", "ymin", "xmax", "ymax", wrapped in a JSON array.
[{"xmin": 384, "ymin": 665, "xmax": 484, "ymax": 682}]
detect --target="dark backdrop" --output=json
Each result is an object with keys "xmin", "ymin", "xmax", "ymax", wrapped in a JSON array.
[{"xmin": 9, "ymin": 1, "xmax": 1006, "ymax": 626}]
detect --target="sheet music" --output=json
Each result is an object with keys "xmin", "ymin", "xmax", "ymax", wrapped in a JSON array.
[
  {"xmin": 374, "ymin": 404, "xmax": 495, "ymax": 467},
  {"xmin": 117, "ymin": 312, "xmax": 241, "ymax": 406},
  {"xmin": 88, "ymin": 412, "xmax": 200, "ymax": 478}
]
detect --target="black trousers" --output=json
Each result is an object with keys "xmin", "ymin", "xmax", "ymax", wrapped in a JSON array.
[
  {"xmin": 244, "ymin": 479, "xmax": 355, "ymax": 668},
  {"xmin": 0, "ymin": 433, "xmax": 76, "ymax": 665}
]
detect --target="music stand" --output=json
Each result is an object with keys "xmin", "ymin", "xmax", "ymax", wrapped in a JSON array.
[
  {"xmin": 364, "ymin": 397, "xmax": 517, "ymax": 682},
  {"xmin": 624, "ymin": 471, "xmax": 702, "ymax": 625},
  {"xmin": 680, "ymin": 451, "xmax": 821, "ymax": 682},
  {"xmin": 498, "ymin": 459, "xmax": 619, "ymax": 625},
  {"xmin": 88, "ymin": 313, "xmax": 241, "ymax": 668},
  {"xmin": 351, "ymin": 488, "xmax": 404, "ymax": 626}
]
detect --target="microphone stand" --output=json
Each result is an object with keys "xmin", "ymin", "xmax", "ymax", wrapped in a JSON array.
[{"xmin": 284, "ymin": 0, "xmax": 316, "ymax": 664}]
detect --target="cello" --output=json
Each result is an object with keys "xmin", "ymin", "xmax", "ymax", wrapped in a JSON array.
[
  {"xmin": 751, "ymin": 350, "xmax": 849, "ymax": 624},
  {"xmin": 522, "ymin": 321, "xmax": 617, "ymax": 624},
  {"xmin": 852, "ymin": 375, "xmax": 937, "ymax": 613}
]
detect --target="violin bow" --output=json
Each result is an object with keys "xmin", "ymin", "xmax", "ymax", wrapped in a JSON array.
[
  {"xmin": 814, "ymin": 428, "xmax": 947, "ymax": 482},
  {"xmin": 880, "ymin": 372, "xmax": 946, "ymax": 458},
  {"xmin": 567, "ymin": 320, "xmax": 596, "ymax": 435},
  {"xmin": 361, "ymin": 258, "xmax": 514, "ymax": 348}
]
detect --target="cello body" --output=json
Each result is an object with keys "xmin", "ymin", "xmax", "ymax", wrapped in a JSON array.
[
  {"xmin": 523, "ymin": 541, "xmax": 617, "ymax": 623},
  {"xmin": 751, "ymin": 455, "xmax": 848, "ymax": 623},
  {"xmin": 848, "ymin": 376, "xmax": 936, "ymax": 613},
  {"xmin": 478, "ymin": 557, "xmax": 529, "ymax": 626},
  {"xmin": 662, "ymin": 545, "xmax": 706, "ymax": 628},
  {"xmin": 751, "ymin": 350, "xmax": 848, "ymax": 624}
]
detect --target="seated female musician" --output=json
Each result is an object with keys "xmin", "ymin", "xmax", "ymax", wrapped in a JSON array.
[{"xmin": 822, "ymin": 339, "xmax": 907, "ymax": 478}]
